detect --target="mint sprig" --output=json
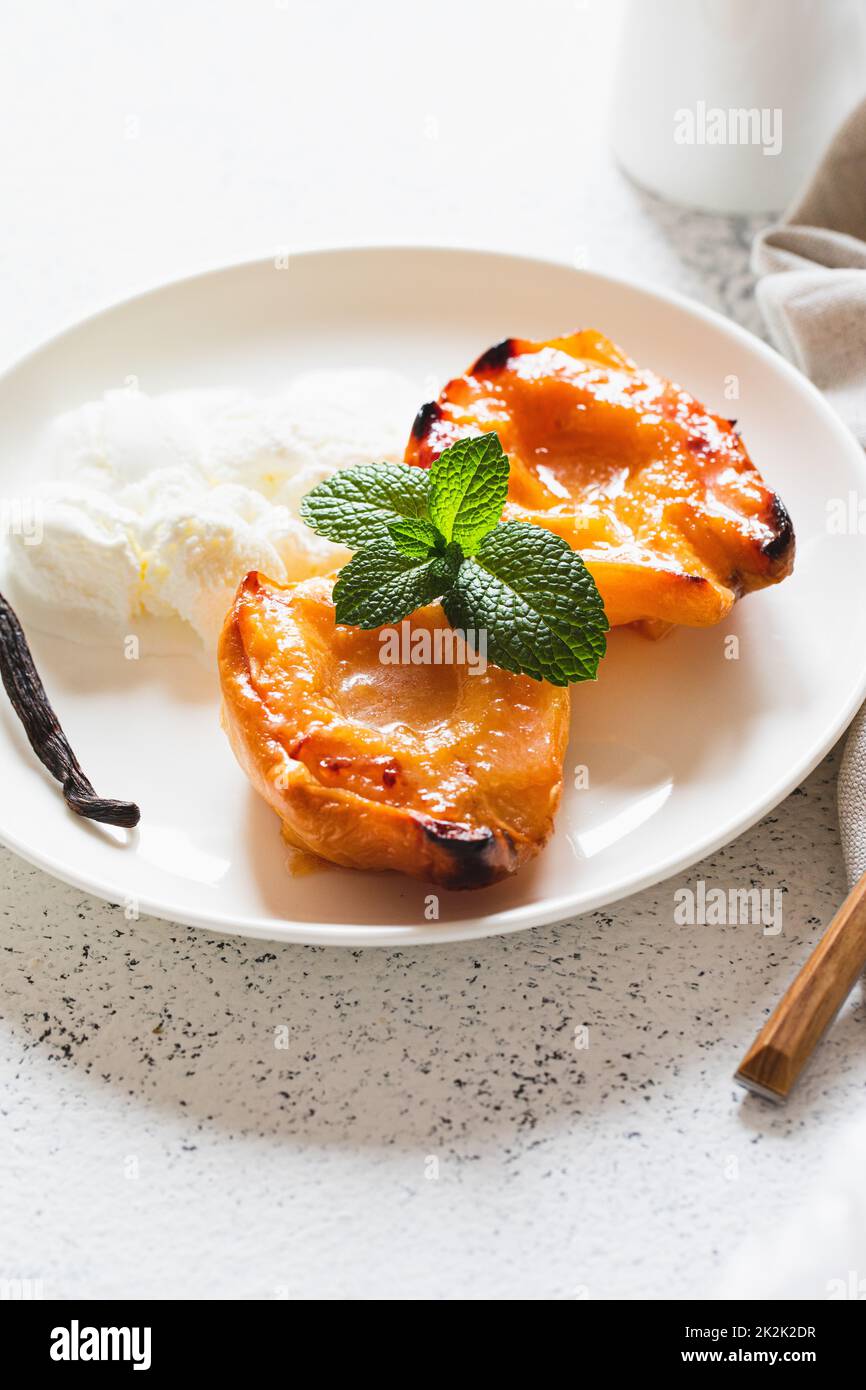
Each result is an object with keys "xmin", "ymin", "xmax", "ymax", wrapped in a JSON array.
[
  {"xmin": 301, "ymin": 432, "xmax": 608, "ymax": 686},
  {"xmin": 332, "ymin": 546, "xmax": 453, "ymax": 628},
  {"xmin": 387, "ymin": 516, "xmax": 441, "ymax": 559},
  {"xmin": 299, "ymin": 461, "xmax": 430, "ymax": 550},
  {"xmin": 442, "ymin": 523, "xmax": 607, "ymax": 684},
  {"xmin": 428, "ymin": 432, "xmax": 509, "ymax": 553}
]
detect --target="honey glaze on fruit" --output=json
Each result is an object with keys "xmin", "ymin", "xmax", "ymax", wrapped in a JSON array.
[
  {"xmin": 406, "ymin": 332, "xmax": 794, "ymax": 634},
  {"xmin": 218, "ymin": 572, "xmax": 570, "ymax": 888}
]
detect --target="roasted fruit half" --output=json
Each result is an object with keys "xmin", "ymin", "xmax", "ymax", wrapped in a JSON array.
[
  {"xmin": 219, "ymin": 572, "xmax": 570, "ymax": 889},
  {"xmin": 405, "ymin": 332, "xmax": 794, "ymax": 635}
]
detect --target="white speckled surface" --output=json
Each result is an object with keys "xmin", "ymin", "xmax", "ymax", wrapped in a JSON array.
[{"xmin": 1, "ymin": 0, "xmax": 864, "ymax": 1301}]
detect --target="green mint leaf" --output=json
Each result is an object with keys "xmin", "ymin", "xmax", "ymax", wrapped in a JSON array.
[
  {"xmin": 333, "ymin": 543, "xmax": 455, "ymax": 629},
  {"xmin": 428, "ymin": 433, "xmax": 510, "ymax": 553},
  {"xmin": 441, "ymin": 521, "xmax": 608, "ymax": 685},
  {"xmin": 388, "ymin": 516, "xmax": 442, "ymax": 559},
  {"xmin": 300, "ymin": 462, "xmax": 430, "ymax": 549}
]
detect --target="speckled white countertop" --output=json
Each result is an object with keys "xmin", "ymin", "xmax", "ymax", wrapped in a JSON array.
[{"xmin": 1, "ymin": 0, "xmax": 864, "ymax": 1301}]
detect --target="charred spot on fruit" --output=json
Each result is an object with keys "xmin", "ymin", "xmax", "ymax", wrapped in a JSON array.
[
  {"xmin": 411, "ymin": 400, "xmax": 442, "ymax": 441},
  {"xmin": 470, "ymin": 338, "xmax": 514, "ymax": 374},
  {"xmin": 415, "ymin": 813, "xmax": 518, "ymax": 889},
  {"xmin": 421, "ymin": 817, "xmax": 490, "ymax": 843},
  {"xmin": 761, "ymin": 494, "xmax": 795, "ymax": 564}
]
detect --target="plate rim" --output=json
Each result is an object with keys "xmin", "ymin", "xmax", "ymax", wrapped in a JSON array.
[{"xmin": 1, "ymin": 243, "xmax": 865, "ymax": 946}]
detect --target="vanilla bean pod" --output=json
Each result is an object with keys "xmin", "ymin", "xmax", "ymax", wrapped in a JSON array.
[{"xmin": 0, "ymin": 591, "xmax": 140, "ymax": 828}]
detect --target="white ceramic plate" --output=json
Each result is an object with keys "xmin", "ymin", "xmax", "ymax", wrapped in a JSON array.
[{"xmin": 1, "ymin": 247, "xmax": 865, "ymax": 946}]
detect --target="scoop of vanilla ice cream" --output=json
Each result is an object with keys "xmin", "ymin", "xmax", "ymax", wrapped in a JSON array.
[
  {"xmin": 48, "ymin": 387, "xmax": 205, "ymax": 491},
  {"xmin": 7, "ymin": 369, "xmax": 413, "ymax": 646},
  {"xmin": 140, "ymin": 482, "xmax": 346, "ymax": 640},
  {"xmin": 198, "ymin": 369, "xmax": 421, "ymax": 510},
  {"xmin": 10, "ymin": 483, "xmax": 141, "ymax": 624},
  {"xmin": 143, "ymin": 486, "xmax": 287, "ymax": 642}
]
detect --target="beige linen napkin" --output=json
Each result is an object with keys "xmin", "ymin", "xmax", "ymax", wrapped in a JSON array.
[{"xmin": 753, "ymin": 95, "xmax": 866, "ymax": 888}]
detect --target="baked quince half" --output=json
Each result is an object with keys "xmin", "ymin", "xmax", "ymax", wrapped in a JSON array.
[
  {"xmin": 219, "ymin": 571, "xmax": 569, "ymax": 889},
  {"xmin": 405, "ymin": 332, "xmax": 794, "ymax": 635}
]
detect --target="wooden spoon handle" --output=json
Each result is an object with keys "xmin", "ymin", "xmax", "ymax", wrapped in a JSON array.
[{"xmin": 735, "ymin": 872, "xmax": 866, "ymax": 1101}]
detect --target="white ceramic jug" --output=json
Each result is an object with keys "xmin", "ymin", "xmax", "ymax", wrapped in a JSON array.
[{"xmin": 611, "ymin": 0, "xmax": 866, "ymax": 213}]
